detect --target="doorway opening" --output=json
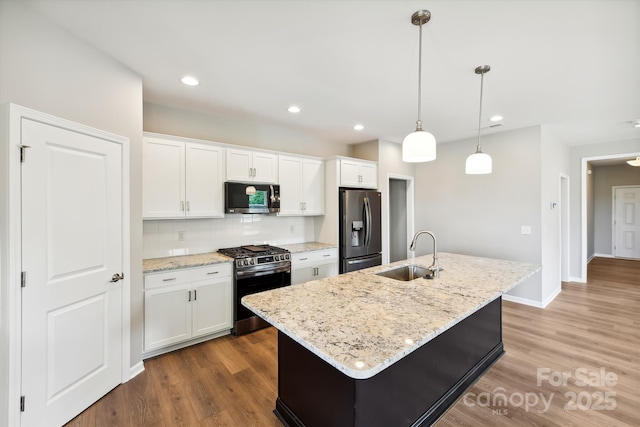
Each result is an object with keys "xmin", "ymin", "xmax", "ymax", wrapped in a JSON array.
[
  {"xmin": 580, "ymin": 152, "xmax": 639, "ymax": 282},
  {"xmin": 387, "ymin": 175, "xmax": 414, "ymax": 263}
]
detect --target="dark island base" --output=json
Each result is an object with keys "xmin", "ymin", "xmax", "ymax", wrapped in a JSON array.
[{"xmin": 274, "ymin": 297, "xmax": 503, "ymax": 427}]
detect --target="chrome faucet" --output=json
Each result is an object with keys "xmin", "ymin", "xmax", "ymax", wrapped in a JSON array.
[{"xmin": 409, "ymin": 230, "xmax": 441, "ymax": 278}]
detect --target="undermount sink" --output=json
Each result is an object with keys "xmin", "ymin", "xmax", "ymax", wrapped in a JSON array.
[{"xmin": 375, "ymin": 265, "xmax": 431, "ymax": 281}]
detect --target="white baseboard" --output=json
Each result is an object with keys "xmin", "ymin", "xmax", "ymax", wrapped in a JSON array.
[
  {"xmin": 568, "ymin": 276, "xmax": 586, "ymax": 283},
  {"xmin": 502, "ymin": 294, "xmax": 544, "ymax": 308},
  {"xmin": 541, "ymin": 287, "xmax": 561, "ymax": 308},
  {"xmin": 593, "ymin": 253, "xmax": 615, "ymax": 259},
  {"xmin": 587, "ymin": 254, "xmax": 595, "ymax": 263},
  {"xmin": 129, "ymin": 361, "xmax": 145, "ymax": 380}
]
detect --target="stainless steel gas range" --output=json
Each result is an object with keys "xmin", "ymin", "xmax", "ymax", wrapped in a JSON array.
[{"xmin": 217, "ymin": 245, "xmax": 291, "ymax": 335}]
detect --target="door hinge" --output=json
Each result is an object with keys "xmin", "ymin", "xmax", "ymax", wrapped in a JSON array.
[
  {"xmin": 20, "ymin": 395, "xmax": 25, "ymax": 412},
  {"xmin": 21, "ymin": 271, "xmax": 26, "ymax": 288},
  {"xmin": 20, "ymin": 145, "xmax": 31, "ymax": 163}
]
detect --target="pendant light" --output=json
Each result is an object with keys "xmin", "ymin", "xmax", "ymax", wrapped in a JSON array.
[
  {"xmin": 402, "ymin": 10, "xmax": 436, "ymax": 163},
  {"xmin": 627, "ymin": 157, "xmax": 640, "ymax": 167},
  {"xmin": 466, "ymin": 65, "xmax": 493, "ymax": 174}
]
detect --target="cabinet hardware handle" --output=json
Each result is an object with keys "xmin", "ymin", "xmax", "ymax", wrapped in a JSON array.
[
  {"xmin": 162, "ymin": 277, "xmax": 177, "ymax": 282},
  {"xmin": 186, "ymin": 201, "xmax": 190, "ymax": 211},
  {"xmin": 194, "ymin": 290, "xmax": 197, "ymax": 301},
  {"xmin": 299, "ymin": 257, "xmax": 308, "ymax": 261},
  {"xmin": 253, "ymin": 167, "xmax": 257, "ymax": 177},
  {"xmin": 207, "ymin": 271, "xmax": 219, "ymax": 275},
  {"xmin": 188, "ymin": 290, "xmax": 191, "ymax": 302},
  {"xmin": 181, "ymin": 201, "xmax": 185, "ymax": 211},
  {"xmin": 110, "ymin": 273, "xmax": 124, "ymax": 282},
  {"xmin": 323, "ymin": 254, "xmax": 331, "ymax": 257}
]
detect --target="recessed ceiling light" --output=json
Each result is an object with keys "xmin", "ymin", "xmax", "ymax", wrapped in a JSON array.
[
  {"xmin": 288, "ymin": 105, "xmax": 301, "ymax": 113},
  {"xmin": 180, "ymin": 76, "xmax": 199, "ymax": 86},
  {"xmin": 489, "ymin": 115, "xmax": 503, "ymax": 122},
  {"xmin": 353, "ymin": 124, "xmax": 364, "ymax": 131}
]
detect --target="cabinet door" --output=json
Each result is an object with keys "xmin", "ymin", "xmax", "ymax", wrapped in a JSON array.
[
  {"xmin": 291, "ymin": 266, "xmax": 316, "ymax": 285},
  {"xmin": 359, "ymin": 162, "xmax": 378, "ymax": 189},
  {"xmin": 340, "ymin": 159, "xmax": 361, "ymax": 187},
  {"xmin": 144, "ymin": 283, "xmax": 191, "ymax": 351},
  {"xmin": 253, "ymin": 151, "xmax": 278, "ymax": 183},
  {"xmin": 302, "ymin": 158, "xmax": 324, "ymax": 215},
  {"xmin": 143, "ymin": 138, "xmax": 184, "ymax": 218},
  {"xmin": 278, "ymin": 156, "xmax": 303, "ymax": 215},
  {"xmin": 226, "ymin": 148, "xmax": 252, "ymax": 181},
  {"xmin": 192, "ymin": 278, "xmax": 232, "ymax": 337},
  {"xmin": 185, "ymin": 143, "xmax": 224, "ymax": 217},
  {"xmin": 316, "ymin": 260, "xmax": 339, "ymax": 280}
]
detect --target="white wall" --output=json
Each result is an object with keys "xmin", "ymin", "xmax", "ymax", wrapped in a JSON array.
[
  {"xmin": 143, "ymin": 216, "xmax": 316, "ymax": 259},
  {"xmin": 540, "ymin": 126, "xmax": 570, "ymax": 304},
  {"xmin": 0, "ymin": 0, "xmax": 144, "ymax": 422},
  {"xmin": 414, "ymin": 127, "xmax": 543, "ymax": 303},
  {"xmin": 593, "ymin": 164, "xmax": 640, "ymax": 255},
  {"xmin": 568, "ymin": 139, "xmax": 640, "ymax": 278},
  {"xmin": 144, "ymin": 102, "xmax": 351, "ymax": 158}
]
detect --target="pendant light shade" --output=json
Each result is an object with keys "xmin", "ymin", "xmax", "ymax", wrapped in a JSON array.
[
  {"xmin": 465, "ymin": 152, "xmax": 493, "ymax": 174},
  {"xmin": 627, "ymin": 156, "xmax": 640, "ymax": 167},
  {"xmin": 402, "ymin": 10, "xmax": 436, "ymax": 163},
  {"xmin": 466, "ymin": 65, "xmax": 493, "ymax": 175},
  {"xmin": 403, "ymin": 128, "xmax": 436, "ymax": 162}
]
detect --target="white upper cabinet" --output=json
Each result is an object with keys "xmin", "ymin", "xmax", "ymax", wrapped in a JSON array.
[
  {"xmin": 278, "ymin": 155, "xmax": 324, "ymax": 216},
  {"xmin": 226, "ymin": 147, "xmax": 278, "ymax": 183},
  {"xmin": 339, "ymin": 158, "xmax": 378, "ymax": 189},
  {"xmin": 143, "ymin": 136, "xmax": 224, "ymax": 219}
]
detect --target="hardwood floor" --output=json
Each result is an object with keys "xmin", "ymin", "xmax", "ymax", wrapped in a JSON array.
[{"xmin": 65, "ymin": 257, "xmax": 639, "ymax": 426}]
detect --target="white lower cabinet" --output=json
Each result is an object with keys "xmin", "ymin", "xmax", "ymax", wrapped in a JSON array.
[
  {"xmin": 144, "ymin": 263, "xmax": 232, "ymax": 355},
  {"xmin": 291, "ymin": 248, "xmax": 338, "ymax": 285}
]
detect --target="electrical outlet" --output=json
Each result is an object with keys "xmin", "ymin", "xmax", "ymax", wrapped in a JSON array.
[
  {"xmin": 521, "ymin": 226, "xmax": 532, "ymax": 235},
  {"xmin": 178, "ymin": 231, "xmax": 185, "ymax": 241}
]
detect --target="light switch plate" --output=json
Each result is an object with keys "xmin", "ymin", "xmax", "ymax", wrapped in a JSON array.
[{"xmin": 521, "ymin": 226, "xmax": 532, "ymax": 235}]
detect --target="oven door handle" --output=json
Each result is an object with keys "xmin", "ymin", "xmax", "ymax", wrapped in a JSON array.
[{"xmin": 236, "ymin": 264, "xmax": 291, "ymax": 278}]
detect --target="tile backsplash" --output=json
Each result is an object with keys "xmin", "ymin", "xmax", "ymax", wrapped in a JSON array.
[{"xmin": 143, "ymin": 215, "xmax": 316, "ymax": 259}]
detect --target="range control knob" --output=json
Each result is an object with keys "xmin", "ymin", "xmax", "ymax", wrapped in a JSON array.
[
  {"xmin": 250, "ymin": 259, "xmax": 255, "ymax": 265},
  {"xmin": 285, "ymin": 254, "xmax": 290, "ymax": 260},
  {"xmin": 275, "ymin": 255, "xmax": 280, "ymax": 261},
  {"xmin": 243, "ymin": 259, "xmax": 249, "ymax": 266}
]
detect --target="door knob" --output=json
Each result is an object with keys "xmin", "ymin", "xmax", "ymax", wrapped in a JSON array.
[{"xmin": 110, "ymin": 273, "xmax": 124, "ymax": 283}]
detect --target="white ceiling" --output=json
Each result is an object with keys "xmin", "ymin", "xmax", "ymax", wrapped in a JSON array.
[{"xmin": 24, "ymin": 0, "xmax": 640, "ymax": 149}]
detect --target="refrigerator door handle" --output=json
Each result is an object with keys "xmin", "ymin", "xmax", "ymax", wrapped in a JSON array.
[{"xmin": 364, "ymin": 195, "xmax": 371, "ymax": 249}]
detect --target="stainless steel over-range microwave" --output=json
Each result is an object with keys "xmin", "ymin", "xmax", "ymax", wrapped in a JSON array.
[{"xmin": 225, "ymin": 182, "xmax": 280, "ymax": 214}]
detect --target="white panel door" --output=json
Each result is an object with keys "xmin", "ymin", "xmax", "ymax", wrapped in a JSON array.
[
  {"xmin": 614, "ymin": 187, "xmax": 640, "ymax": 259},
  {"xmin": 278, "ymin": 156, "xmax": 303, "ymax": 215},
  {"xmin": 142, "ymin": 137, "xmax": 184, "ymax": 218},
  {"xmin": 21, "ymin": 119, "xmax": 123, "ymax": 426},
  {"xmin": 185, "ymin": 142, "xmax": 224, "ymax": 217}
]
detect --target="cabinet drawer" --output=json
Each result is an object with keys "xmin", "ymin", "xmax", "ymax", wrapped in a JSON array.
[
  {"xmin": 145, "ymin": 263, "xmax": 232, "ymax": 290},
  {"xmin": 292, "ymin": 248, "xmax": 338, "ymax": 265}
]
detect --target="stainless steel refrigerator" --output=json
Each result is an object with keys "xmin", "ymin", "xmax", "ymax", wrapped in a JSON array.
[{"xmin": 339, "ymin": 189, "xmax": 382, "ymax": 273}]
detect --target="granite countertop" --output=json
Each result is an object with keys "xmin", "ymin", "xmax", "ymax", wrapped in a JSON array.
[
  {"xmin": 143, "ymin": 252, "xmax": 232, "ymax": 273},
  {"xmin": 143, "ymin": 242, "xmax": 336, "ymax": 273},
  {"xmin": 280, "ymin": 242, "xmax": 337, "ymax": 253},
  {"xmin": 242, "ymin": 252, "xmax": 540, "ymax": 380}
]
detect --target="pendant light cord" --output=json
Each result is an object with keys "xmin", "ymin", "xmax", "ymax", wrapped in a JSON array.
[
  {"xmin": 476, "ymin": 71, "xmax": 484, "ymax": 153},
  {"xmin": 416, "ymin": 21, "xmax": 423, "ymax": 131}
]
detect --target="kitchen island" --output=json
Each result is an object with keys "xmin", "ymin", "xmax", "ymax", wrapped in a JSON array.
[{"xmin": 242, "ymin": 252, "xmax": 540, "ymax": 427}]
